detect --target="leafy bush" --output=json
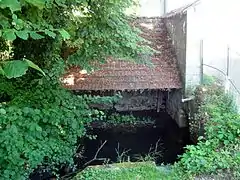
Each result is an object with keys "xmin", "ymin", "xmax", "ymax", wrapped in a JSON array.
[
  {"xmin": 0, "ymin": 86, "xmax": 89, "ymax": 179},
  {"xmin": 0, "ymin": 0, "xmax": 154, "ymax": 179},
  {"xmin": 176, "ymin": 84, "xmax": 240, "ymax": 178}
]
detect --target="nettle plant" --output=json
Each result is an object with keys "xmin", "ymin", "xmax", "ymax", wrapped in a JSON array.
[{"xmin": 0, "ymin": 0, "xmax": 152, "ymax": 179}]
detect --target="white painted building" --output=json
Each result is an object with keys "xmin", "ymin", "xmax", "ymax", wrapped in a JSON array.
[
  {"xmin": 139, "ymin": 0, "xmax": 202, "ymax": 89},
  {"xmin": 139, "ymin": 0, "xmax": 240, "ymax": 95}
]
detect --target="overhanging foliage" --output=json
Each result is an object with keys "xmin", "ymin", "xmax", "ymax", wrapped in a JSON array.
[{"xmin": 0, "ymin": 0, "xmax": 153, "ymax": 179}]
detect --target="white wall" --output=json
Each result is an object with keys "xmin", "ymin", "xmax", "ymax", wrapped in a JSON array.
[
  {"xmin": 139, "ymin": 0, "xmax": 164, "ymax": 16},
  {"xmin": 138, "ymin": 0, "xmax": 240, "ymax": 92},
  {"xmin": 166, "ymin": 0, "xmax": 203, "ymax": 88},
  {"xmin": 185, "ymin": 3, "xmax": 203, "ymax": 88},
  {"xmin": 166, "ymin": 0, "xmax": 196, "ymax": 12}
]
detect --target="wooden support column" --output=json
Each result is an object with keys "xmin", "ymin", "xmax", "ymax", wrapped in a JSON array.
[{"xmin": 157, "ymin": 90, "xmax": 163, "ymax": 112}]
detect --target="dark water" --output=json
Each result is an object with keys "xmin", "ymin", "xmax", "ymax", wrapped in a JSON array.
[
  {"xmin": 81, "ymin": 111, "xmax": 191, "ymax": 166},
  {"xmin": 30, "ymin": 111, "xmax": 192, "ymax": 179}
]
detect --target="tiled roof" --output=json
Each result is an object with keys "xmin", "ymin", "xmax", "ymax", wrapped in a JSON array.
[{"xmin": 63, "ymin": 17, "xmax": 182, "ymax": 91}]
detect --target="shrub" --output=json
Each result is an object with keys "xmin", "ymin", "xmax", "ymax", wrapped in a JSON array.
[
  {"xmin": 0, "ymin": 86, "xmax": 92, "ymax": 179},
  {"xmin": 176, "ymin": 84, "xmax": 240, "ymax": 178}
]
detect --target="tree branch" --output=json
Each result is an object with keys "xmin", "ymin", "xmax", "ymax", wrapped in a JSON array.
[
  {"xmin": 83, "ymin": 140, "xmax": 107, "ymax": 167},
  {"xmin": 60, "ymin": 140, "xmax": 108, "ymax": 180}
]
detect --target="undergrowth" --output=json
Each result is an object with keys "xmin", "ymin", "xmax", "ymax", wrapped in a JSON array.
[{"xmin": 175, "ymin": 84, "xmax": 240, "ymax": 179}]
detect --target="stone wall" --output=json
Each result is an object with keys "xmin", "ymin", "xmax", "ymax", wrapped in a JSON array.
[{"xmin": 166, "ymin": 89, "xmax": 187, "ymax": 128}]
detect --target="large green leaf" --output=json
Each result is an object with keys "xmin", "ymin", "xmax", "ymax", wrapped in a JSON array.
[
  {"xmin": 44, "ymin": 29, "xmax": 56, "ymax": 38},
  {"xmin": 0, "ymin": 0, "xmax": 21, "ymax": 12},
  {"xmin": 2, "ymin": 29, "xmax": 16, "ymax": 41},
  {"xmin": 3, "ymin": 60, "xmax": 28, "ymax": 78},
  {"xmin": 16, "ymin": 30, "xmax": 29, "ymax": 40},
  {"xmin": 29, "ymin": 32, "xmax": 45, "ymax": 40},
  {"xmin": 24, "ymin": 59, "xmax": 45, "ymax": 76},
  {"xmin": 0, "ymin": 59, "xmax": 45, "ymax": 78},
  {"xmin": 25, "ymin": 0, "xmax": 45, "ymax": 9},
  {"xmin": 59, "ymin": 29, "xmax": 70, "ymax": 40}
]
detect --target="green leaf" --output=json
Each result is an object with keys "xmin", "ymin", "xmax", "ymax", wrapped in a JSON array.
[
  {"xmin": 0, "ymin": 30, "xmax": 2, "ymax": 37},
  {"xmin": 25, "ymin": 0, "xmax": 45, "ymax": 9},
  {"xmin": 44, "ymin": 29, "xmax": 56, "ymax": 38},
  {"xmin": 16, "ymin": 30, "xmax": 29, "ymax": 40},
  {"xmin": 3, "ymin": 60, "xmax": 28, "ymax": 78},
  {"xmin": 0, "ymin": 0, "xmax": 21, "ymax": 12},
  {"xmin": 29, "ymin": 32, "xmax": 45, "ymax": 40},
  {"xmin": 2, "ymin": 29, "xmax": 16, "ymax": 41},
  {"xmin": 0, "ymin": 108, "xmax": 6, "ymax": 115},
  {"xmin": 24, "ymin": 59, "xmax": 45, "ymax": 76},
  {"xmin": 36, "ymin": 125, "xmax": 42, "ymax": 132},
  {"xmin": 12, "ymin": 14, "xmax": 18, "ymax": 21},
  {"xmin": 0, "ymin": 18, "xmax": 11, "ymax": 29},
  {"xmin": 55, "ymin": 0, "xmax": 67, "ymax": 7},
  {"xmin": 59, "ymin": 29, "xmax": 70, "ymax": 40},
  {"xmin": 11, "ymin": 125, "xmax": 18, "ymax": 133},
  {"xmin": 0, "ymin": 66, "xmax": 4, "ymax": 75}
]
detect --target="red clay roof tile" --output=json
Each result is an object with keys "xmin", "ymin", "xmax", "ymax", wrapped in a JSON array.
[{"xmin": 63, "ymin": 17, "xmax": 182, "ymax": 91}]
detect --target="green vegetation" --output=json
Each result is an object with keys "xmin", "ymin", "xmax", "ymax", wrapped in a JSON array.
[
  {"xmin": 0, "ymin": 0, "xmax": 152, "ymax": 179},
  {"xmin": 94, "ymin": 113, "xmax": 154, "ymax": 125},
  {"xmin": 107, "ymin": 113, "xmax": 153, "ymax": 125},
  {"xmin": 175, "ymin": 84, "xmax": 240, "ymax": 179},
  {"xmin": 1, "ymin": 1, "xmax": 239, "ymax": 179},
  {"xmin": 74, "ymin": 162, "xmax": 176, "ymax": 180}
]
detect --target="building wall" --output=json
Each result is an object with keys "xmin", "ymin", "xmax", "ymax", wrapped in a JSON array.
[
  {"xmin": 166, "ymin": 0, "xmax": 195, "ymax": 12},
  {"xmin": 163, "ymin": 12, "xmax": 189, "ymax": 127},
  {"xmin": 115, "ymin": 90, "xmax": 158, "ymax": 111},
  {"xmin": 138, "ymin": 0, "xmax": 164, "ymax": 16},
  {"xmin": 166, "ymin": 89, "xmax": 187, "ymax": 127},
  {"xmin": 185, "ymin": 4, "xmax": 202, "ymax": 89},
  {"xmin": 164, "ymin": 13, "xmax": 187, "ymax": 89},
  {"xmin": 164, "ymin": 0, "xmax": 202, "ymax": 89}
]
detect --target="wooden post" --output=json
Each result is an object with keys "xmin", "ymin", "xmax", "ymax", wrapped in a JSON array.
[{"xmin": 157, "ymin": 90, "xmax": 162, "ymax": 112}]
